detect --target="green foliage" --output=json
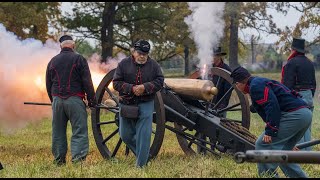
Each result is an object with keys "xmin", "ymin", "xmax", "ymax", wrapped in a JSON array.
[
  {"xmin": 0, "ymin": 2, "xmax": 61, "ymax": 42},
  {"xmin": 271, "ymin": 2, "xmax": 320, "ymax": 53},
  {"xmin": 60, "ymin": 2, "xmax": 193, "ymax": 62},
  {"xmin": 75, "ymin": 40, "xmax": 100, "ymax": 59}
]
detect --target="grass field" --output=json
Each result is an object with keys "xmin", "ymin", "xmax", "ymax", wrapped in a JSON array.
[{"xmin": 0, "ymin": 72, "xmax": 320, "ymax": 178}]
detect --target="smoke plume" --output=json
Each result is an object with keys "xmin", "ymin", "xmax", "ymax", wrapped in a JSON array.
[
  {"xmin": 0, "ymin": 24, "xmax": 124, "ymax": 133},
  {"xmin": 184, "ymin": 2, "xmax": 226, "ymax": 78},
  {"xmin": 87, "ymin": 53, "xmax": 125, "ymax": 90}
]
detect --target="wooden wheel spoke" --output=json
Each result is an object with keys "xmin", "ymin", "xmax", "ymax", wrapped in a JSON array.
[
  {"xmin": 104, "ymin": 87, "xmax": 119, "ymax": 106},
  {"xmin": 97, "ymin": 103, "xmax": 119, "ymax": 113},
  {"xmin": 97, "ymin": 121, "xmax": 116, "ymax": 126},
  {"xmin": 212, "ymin": 86, "xmax": 234, "ymax": 109},
  {"xmin": 102, "ymin": 128, "xmax": 119, "ymax": 144},
  {"xmin": 217, "ymin": 103, "xmax": 241, "ymax": 113},
  {"xmin": 111, "ymin": 138, "xmax": 123, "ymax": 157}
]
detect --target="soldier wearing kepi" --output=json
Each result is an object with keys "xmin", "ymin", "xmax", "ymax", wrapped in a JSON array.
[
  {"xmin": 281, "ymin": 37, "xmax": 316, "ymax": 151},
  {"xmin": 46, "ymin": 34, "xmax": 96, "ymax": 165},
  {"xmin": 231, "ymin": 66, "xmax": 312, "ymax": 178},
  {"xmin": 112, "ymin": 39, "xmax": 164, "ymax": 168}
]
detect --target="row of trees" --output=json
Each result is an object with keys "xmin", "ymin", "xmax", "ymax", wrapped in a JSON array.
[{"xmin": 1, "ymin": 2, "xmax": 319, "ymax": 70}]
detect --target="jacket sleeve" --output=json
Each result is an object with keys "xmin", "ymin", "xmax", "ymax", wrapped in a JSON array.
[
  {"xmin": 312, "ymin": 67, "xmax": 316, "ymax": 97},
  {"xmin": 143, "ymin": 62, "xmax": 164, "ymax": 95},
  {"xmin": 282, "ymin": 61, "xmax": 296, "ymax": 90},
  {"xmin": 45, "ymin": 61, "xmax": 53, "ymax": 102},
  {"xmin": 79, "ymin": 56, "xmax": 96, "ymax": 103},
  {"xmin": 250, "ymin": 83, "xmax": 281, "ymax": 137},
  {"xmin": 220, "ymin": 79, "xmax": 232, "ymax": 108},
  {"xmin": 112, "ymin": 62, "xmax": 134, "ymax": 95}
]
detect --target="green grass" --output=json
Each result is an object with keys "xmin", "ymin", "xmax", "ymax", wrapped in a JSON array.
[{"xmin": 1, "ymin": 72, "xmax": 320, "ymax": 178}]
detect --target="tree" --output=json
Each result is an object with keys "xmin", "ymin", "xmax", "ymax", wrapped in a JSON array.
[
  {"xmin": 270, "ymin": 2, "xmax": 320, "ymax": 53},
  {"xmin": 226, "ymin": 2, "xmax": 240, "ymax": 69},
  {"xmin": 0, "ymin": 2, "xmax": 61, "ymax": 42},
  {"xmin": 61, "ymin": 2, "xmax": 193, "ymax": 63},
  {"xmin": 222, "ymin": 2, "xmax": 281, "ymax": 69}
]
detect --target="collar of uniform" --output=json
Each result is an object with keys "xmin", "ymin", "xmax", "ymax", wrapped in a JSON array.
[
  {"xmin": 61, "ymin": 47, "xmax": 74, "ymax": 52},
  {"xmin": 244, "ymin": 76, "xmax": 254, "ymax": 94}
]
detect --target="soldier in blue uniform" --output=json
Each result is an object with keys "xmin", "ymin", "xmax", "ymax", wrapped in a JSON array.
[
  {"xmin": 281, "ymin": 37, "xmax": 316, "ymax": 151},
  {"xmin": 231, "ymin": 66, "xmax": 312, "ymax": 178},
  {"xmin": 113, "ymin": 39, "xmax": 164, "ymax": 168}
]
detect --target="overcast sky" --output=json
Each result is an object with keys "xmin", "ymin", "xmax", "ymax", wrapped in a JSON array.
[{"xmin": 60, "ymin": 2, "xmax": 318, "ymax": 45}]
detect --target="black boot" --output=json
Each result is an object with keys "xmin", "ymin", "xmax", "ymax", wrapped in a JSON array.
[{"xmin": 53, "ymin": 158, "xmax": 66, "ymax": 166}]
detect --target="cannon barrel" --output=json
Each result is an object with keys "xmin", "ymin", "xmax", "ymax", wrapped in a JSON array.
[
  {"xmin": 234, "ymin": 150, "xmax": 320, "ymax": 164},
  {"xmin": 164, "ymin": 78, "xmax": 218, "ymax": 101}
]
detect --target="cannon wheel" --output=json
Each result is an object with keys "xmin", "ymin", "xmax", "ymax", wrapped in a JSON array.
[
  {"xmin": 91, "ymin": 69, "xmax": 166, "ymax": 160},
  {"xmin": 175, "ymin": 67, "xmax": 251, "ymax": 155}
]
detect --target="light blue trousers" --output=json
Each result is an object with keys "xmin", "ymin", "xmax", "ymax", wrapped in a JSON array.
[
  {"xmin": 297, "ymin": 90, "xmax": 313, "ymax": 151},
  {"xmin": 119, "ymin": 100, "xmax": 154, "ymax": 167},
  {"xmin": 255, "ymin": 107, "xmax": 312, "ymax": 178},
  {"xmin": 52, "ymin": 96, "xmax": 89, "ymax": 162}
]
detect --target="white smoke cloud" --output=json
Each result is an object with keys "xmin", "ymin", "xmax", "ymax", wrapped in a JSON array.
[
  {"xmin": 87, "ymin": 52, "xmax": 126, "ymax": 90},
  {"xmin": 184, "ymin": 2, "xmax": 226, "ymax": 78},
  {"xmin": 0, "ymin": 23, "xmax": 60, "ymax": 133},
  {"xmin": 0, "ymin": 23, "xmax": 125, "ymax": 133}
]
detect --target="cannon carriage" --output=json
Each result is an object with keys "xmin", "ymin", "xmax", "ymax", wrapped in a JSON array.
[{"xmin": 91, "ymin": 67, "xmax": 257, "ymax": 160}]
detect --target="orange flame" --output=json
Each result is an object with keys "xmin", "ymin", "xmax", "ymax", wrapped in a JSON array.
[
  {"xmin": 33, "ymin": 70, "xmax": 107, "ymax": 92},
  {"xmin": 91, "ymin": 71, "xmax": 106, "ymax": 90},
  {"xmin": 34, "ymin": 75, "xmax": 46, "ymax": 91}
]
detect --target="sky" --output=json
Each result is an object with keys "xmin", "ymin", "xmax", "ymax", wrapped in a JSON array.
[{"xmin": 60, "ymin": 2, "xmax": 318, "ymax": 45}]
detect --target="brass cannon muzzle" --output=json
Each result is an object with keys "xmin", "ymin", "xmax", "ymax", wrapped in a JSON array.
[{"xmin": 164, "ymin": 78, "xmax": 218, "ymax": 101}]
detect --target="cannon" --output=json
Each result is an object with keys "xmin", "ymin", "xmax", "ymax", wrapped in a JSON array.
[
  {"xmin": 91, "ymin": 67, "xmax": 257, "ymax": 159},
  {"xmin": 234, "ymin": 150, "xmax": 320, "ymax": 164},
  {"xmin": 234, "ymin": 139, "xmax": 320, "ymax": 164}
]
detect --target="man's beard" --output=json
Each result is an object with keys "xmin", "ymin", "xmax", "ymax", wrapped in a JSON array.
[{"xmin": 136, "ymin": 58, "xmax": 147, "ymax": 64}]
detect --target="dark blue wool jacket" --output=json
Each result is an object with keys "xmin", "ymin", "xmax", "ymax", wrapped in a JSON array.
[
  {"xmin": 282, "ymin": 55, "xmax": 316, "ymax": 96},
  {"xmin": 113, "ymin": 56, "xmax": 164, "ymax": 105},
  {"xmin": 248, "ymin": 77, "xmax": 308, "ymax": 137},
  {"xmin": 46, "ymin": 48, "xmax": 95, "ymax": 103}
]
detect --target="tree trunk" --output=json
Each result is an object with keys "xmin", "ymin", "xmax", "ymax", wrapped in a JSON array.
[
  {"xmin": 184, "ymin": 45, "xmax": 189, "ymax": 76},
  {"xmin": 228, "ymin": 2, "xmax": 240, "ymax": 69},
  {"xmin": 101, "ymin": 2, "xmax": 117, "ymax": 62}
]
